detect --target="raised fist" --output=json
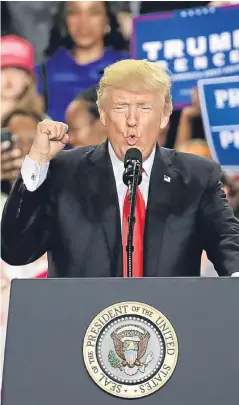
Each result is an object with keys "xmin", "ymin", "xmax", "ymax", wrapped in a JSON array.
[{"xmin": 29, "ymin": 119, "xmax": 69, "ymax": 164}]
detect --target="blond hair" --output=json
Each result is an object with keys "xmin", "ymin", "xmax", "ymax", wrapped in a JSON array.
[{"xmin": 97, "ymin": 59, "xmax": 172, "ymax": 115}]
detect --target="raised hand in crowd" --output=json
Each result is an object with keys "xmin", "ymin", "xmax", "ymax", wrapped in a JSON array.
[{"xmin": 174, "ymin": 88, "xmax": 204, "ymax": 149}]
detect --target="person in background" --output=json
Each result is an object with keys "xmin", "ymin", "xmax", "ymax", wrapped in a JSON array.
[
  {"xmin": 177, "ymin": 139, "xmax": 211, "ymax": 159},
  {"xmin": 108, "ymin": 2, "xmax": 209, "ymax": 44},
  {"xmin": 1, "ymin": 110, "xmax": 43, "ymax": 196},
  {"xmin": 66, "ymin": 83, "xmax": 168, "ymax": 148},
  {"xmin": 177, "ymin": 140, "xmax": 239, "ymax": 219},
  {"xmin": 0, "ymin": 34, "xmax": 44, "ymax": 195},
  {"xmin": 1, "ymin": 138, "xmax": 23, "ymax": 190},
  {"xmin": 2, "ymin": 110, "xmax": 43, "ymax": 156},
  {"xmin": 2, "ymin": 1, "xmax": 61, "ymax": 65},
  {"xmin": 222, "ymin": 175, "xmax": 239, "ymax": 220},
  {"xmin": 35, "ymin": 1, "xmax": 128, "ymax": 123},
  {"xmin": 66, "ymin": 99, "xmax": 107, "ymax": 148},
  {"xmin": 1, "ymin": 35, "xmax": 44, "ymax": 123},
  {"xmin": 174, "ymin": 88, "xmax": 205, "ymax": 149},
  {"xmin": 1, "ymin": 1, "xmax": 19, "ymax": 37}
]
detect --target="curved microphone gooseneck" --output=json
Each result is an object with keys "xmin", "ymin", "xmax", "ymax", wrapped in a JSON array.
[{"xmin": 123, "ymin": 148, "xmax": 143, "ymax": 277}]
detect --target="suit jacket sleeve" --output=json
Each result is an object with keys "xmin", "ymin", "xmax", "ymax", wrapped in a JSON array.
[
  {"xmin": 1, "ymin": 174, "xmax": 53, "ymax": 266},
  {"xmin": 199, "ymin": 162, "xmax": 239, "ymax": 276}
]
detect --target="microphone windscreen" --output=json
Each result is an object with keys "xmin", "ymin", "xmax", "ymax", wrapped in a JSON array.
[{"xmin": 124, "ymin": 148, "xmax": 142, "ymax": 168}]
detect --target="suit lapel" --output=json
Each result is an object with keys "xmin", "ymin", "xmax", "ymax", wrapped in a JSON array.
[
  {"xmin": 90, "ymin": 141, "xmax": 122, "ymax": 277},
  {"xmin": 144, "ymin": 146, "xmax": 176, "ymax": 277}
]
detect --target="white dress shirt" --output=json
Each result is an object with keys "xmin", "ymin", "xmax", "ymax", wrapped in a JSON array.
[
  {"xmin": 108, "ymin": 142, "xmax": 155, "ymax": 223},
  {"xmin": 21, "ymin": 156, "xmax": 50, "ymax": 192}
]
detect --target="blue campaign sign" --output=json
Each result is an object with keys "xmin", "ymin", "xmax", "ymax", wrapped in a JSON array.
[
  {"xmin": 198, "ymin": 76, "xmax": 239, "ymax": 172},
  {"xmin": 132, "ymin": 5, "xmax": 239, "ymax": 108}
]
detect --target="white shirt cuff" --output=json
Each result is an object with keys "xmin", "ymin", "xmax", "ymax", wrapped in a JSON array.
[
  {"xmin": 231, "ymin": 272, "xmax": 239, "ymax": 277},
  {"xmin": 21, "ymin": 155, "xmax": 49, "ymax": 192}
]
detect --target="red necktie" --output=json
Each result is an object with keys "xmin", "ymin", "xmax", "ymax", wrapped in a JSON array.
[{"xmin": 122, "ymin": 187, "xmax": 146, "ymax": 278}]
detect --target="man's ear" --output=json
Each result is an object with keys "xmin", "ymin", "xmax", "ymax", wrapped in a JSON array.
[
  {"xmin": 160, "ymin": 114, "xmax": 170, "ymax": 130},
  {"xmin": 99, "ymin": 108, "xmax": 106, "ymax": 127}
]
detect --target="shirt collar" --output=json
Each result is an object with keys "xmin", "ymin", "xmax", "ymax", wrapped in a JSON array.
[{"xmin": 108, "ymin": 142, "xmax": 155, "ymax": 184}]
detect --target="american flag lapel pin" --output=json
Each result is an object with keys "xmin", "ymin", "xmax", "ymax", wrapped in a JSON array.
[{"xmin": 164, "ymin": 175, "xmax": 171, "ymax": 183}]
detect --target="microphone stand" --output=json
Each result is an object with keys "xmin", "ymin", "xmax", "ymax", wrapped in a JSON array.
[{"xmin": 126, "ymin": 162, "xmax": 141, "ymax": 278}]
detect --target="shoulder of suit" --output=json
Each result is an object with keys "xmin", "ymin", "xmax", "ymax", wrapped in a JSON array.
[
  {"xmin": 50, "ymin": 145, "xmax": 97, "ymax": 170},
  {"xmin": 161, "ymin": 147, "xmax": 222, "ymax": 183}
]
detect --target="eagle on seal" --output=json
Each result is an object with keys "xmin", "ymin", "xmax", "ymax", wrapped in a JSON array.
[{"xmin": 110, "ymin": 328, "xmax": 150, "ymax": 368}]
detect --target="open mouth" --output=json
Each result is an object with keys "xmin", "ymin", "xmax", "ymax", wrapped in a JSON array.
[{"xmin": 126, "ymin": 135, "xmax": 137, "ymax": 145}]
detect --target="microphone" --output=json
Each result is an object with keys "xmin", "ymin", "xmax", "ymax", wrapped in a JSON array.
[
  {"xmin": 122, "ymin": 148, "xmax": 143, "ymax": 278},
  {"xmin": 123, "ymin": 148, "xmax": 142, "ymax": 199}
]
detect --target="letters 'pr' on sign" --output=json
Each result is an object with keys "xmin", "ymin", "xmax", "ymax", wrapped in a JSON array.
[{"xmin": 198, "ymin": 75, "xmax": 239, "ymax": 173}]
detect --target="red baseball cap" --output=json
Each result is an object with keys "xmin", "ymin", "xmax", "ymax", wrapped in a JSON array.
[{"xmin": 0, "ymin": 35, "xmax": 34, "ymax": 73}]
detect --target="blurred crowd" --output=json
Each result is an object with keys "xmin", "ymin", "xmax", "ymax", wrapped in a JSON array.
[{"xmin": 1, "ymin": 0, "xmax": 239, "ymax": 390}]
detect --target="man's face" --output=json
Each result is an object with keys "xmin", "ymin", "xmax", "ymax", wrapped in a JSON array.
[
  {"xmin": 99, "ymin": 88, "xmax": 169, "ymax": 161},
  {"xmin": 1, "ymin": 68, "xmax": 31, "ymax": 100}
]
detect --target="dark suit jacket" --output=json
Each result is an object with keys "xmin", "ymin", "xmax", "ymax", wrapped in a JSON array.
[{"xmin": 1, "ymin": 142, "xmax": 239, "ymax": 277}]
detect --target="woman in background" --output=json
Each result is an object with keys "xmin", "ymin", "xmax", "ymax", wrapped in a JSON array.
[
  {"xmin": 1, "ymin": 35, "xmax": 45, "ymax": 194},
  {"xmin": 35, "ymin": 1, "xmax": 128, "ymax": 122},
  {"xmin": 1, "ymin": 35, "xmax": 44, "ymax": 123}
]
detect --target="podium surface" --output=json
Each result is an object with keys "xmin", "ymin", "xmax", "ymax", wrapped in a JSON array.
[{"xmin": 2, "ymin": 277, "xmax": 239, "ymax": 404}]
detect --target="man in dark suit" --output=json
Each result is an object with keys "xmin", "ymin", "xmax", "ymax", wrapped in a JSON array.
[{"xmin": 1, "ymin": 59, "xmax": 239, "ymax": 277}]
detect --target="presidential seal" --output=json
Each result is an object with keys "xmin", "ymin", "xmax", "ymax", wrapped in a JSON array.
[{"xmin": 83, "ymin": 302, "xmax": 178, "ymax": 399}]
